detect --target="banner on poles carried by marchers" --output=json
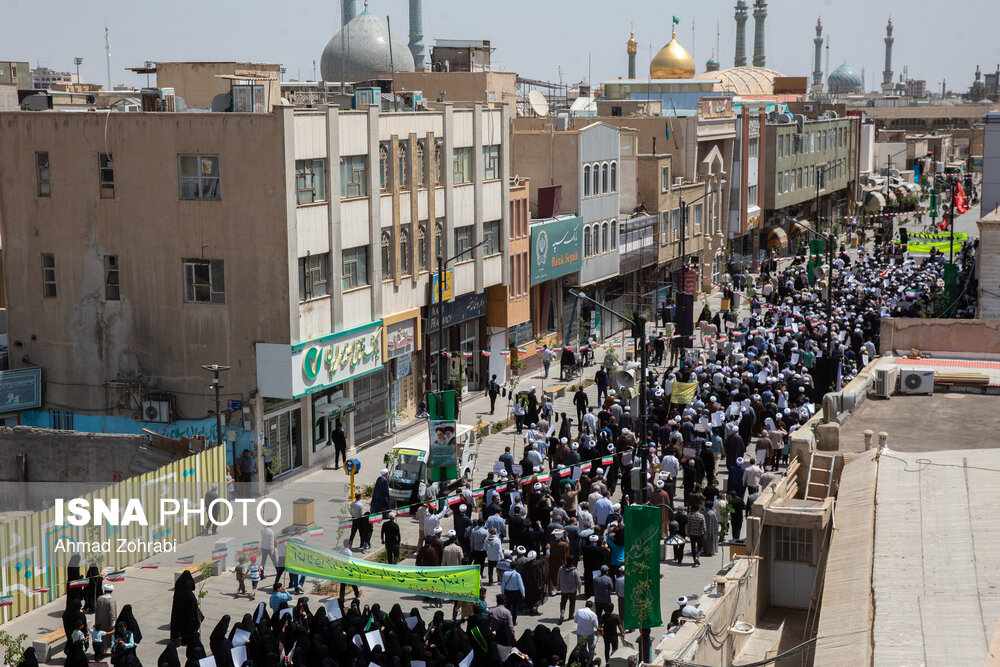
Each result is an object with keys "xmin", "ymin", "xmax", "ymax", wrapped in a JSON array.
[
  {"xmin": 670, "ymin": 381, "xmax": 698, "ymax": 405},
  {"xmin": 285, "ymin": 541, "xmax": 481, "ymax": 602},
  {"xmin": 624, "ymin": 505, "xmax": 662, "ymax": 630}
]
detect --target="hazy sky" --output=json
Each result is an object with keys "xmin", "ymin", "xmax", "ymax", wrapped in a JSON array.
[{"xmin": 3, "ymin": 1, "xmax": 996, "ymax": 94}]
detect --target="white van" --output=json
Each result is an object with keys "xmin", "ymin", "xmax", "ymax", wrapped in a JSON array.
[{"xmin": 384, "ymin": 424, "xmax": 476, "ymax": 506}]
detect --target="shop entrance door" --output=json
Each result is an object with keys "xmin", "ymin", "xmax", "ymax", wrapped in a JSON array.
[
  {"xmin": 264, "ymin": 407, "xmax": 302, "ymax": 477},
  {"xmin": 460, "ymin": 321, "xmax": 480, "ymax": 393}
]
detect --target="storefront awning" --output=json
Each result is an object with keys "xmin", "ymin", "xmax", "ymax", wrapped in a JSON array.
[
  {"xmin": 866, "ymin": 191, "xmax": 886, "ymax": 211},
  {"xmin": 763, "ymin": 226, "xmax": 789, "ymax": 250},
  {"xmin": 315, "ymin": 397, "xmax": 356, "ymax": 417},
  {"xmin": 788, "ymin": 219, "xmax": 814, "ymax": 236}
]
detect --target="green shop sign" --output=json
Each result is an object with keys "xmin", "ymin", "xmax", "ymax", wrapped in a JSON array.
[{"xmin": 530, "ymin": 215, "xmax": 582, "ymax": 285}]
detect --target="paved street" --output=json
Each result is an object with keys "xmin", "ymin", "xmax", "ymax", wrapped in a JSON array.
[{"xmin": 4, "ymin": 334, "xmax": 741, "ymax": 665}]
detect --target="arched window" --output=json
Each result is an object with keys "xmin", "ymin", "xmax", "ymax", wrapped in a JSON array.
[
  {"xmin": 397, "ymin": 143, "xmax": 408, "ymax": 190},
  {"xmin": 602, "ymin": 163, "xmax": 609, "ymax": 193},
  {"xmin": 417, "ymin": 224, "xmax": 428, "ymax": 269},
  {"xmin": 610, "ymin": 162, "xmax": 617, "ymax": 192},
  {"xmin": 399, "ymin": 228, "xmax": 410, "ymax": 275},
  {"xmin": 611, "ymin": 219, "xmax": 618, "ymax": 249},
  {"xmin": 584, "ymin": 225, "xmax": 592, "ymax": 257},
  {"xmin": 583, "ymin": 165, "xmax": 591, "ymax": 196},
  {"xmin": 433, "ymin": 144, "xmax": 442, "ymax": 186},
  {"xmin": 593, "ymin": 225, "xmax": 601, "ymax": 255},
  {"xmin": 434, "ymin": 221, "xmax": 443, "ymax": 260},
  {"xmin": 592, "ymin": 164, "xmax": 600, "ymax": 195},
  {"xmin": 378, "ymin": 145, "xmax": 389, "ymax": 192},
  {"xmin": 415, "ymin": 142, "xmax": 425, "ymax": 188},
  {"xmin": 380, "ymin": 231, "xmax": 392, "ymax": 280},
  {"xmin": 602, "ymin": 221, "xmax": 609, "ymax": 251}
]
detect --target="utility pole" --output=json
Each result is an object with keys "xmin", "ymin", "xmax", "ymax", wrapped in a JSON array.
[
  {"xmin": 104, "ymin": 24, "xmax": 111, "ymax": 90},
  {"xmin": 73, "ymin": 57, "xmax": 83, "ymax": 84},
  {"xmin": 202, "ymin": 364, "xmax": 231, "ymax": 448}
]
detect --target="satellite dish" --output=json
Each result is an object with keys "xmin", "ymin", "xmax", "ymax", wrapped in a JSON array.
[{"xmin": 528, "ymin": 90, "xmax": 549, "ymax": 117}]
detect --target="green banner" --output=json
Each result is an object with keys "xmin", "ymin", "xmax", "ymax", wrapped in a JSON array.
[
  {"xmin": 624, "ymin": 505, "xmax": 662, "ymax": 630},
  {"xmin": 908, "ymin": 231, "xmax": 967, "ymax": 241},
  {"xmin": 285, "ymin": 541, "xmax": 481, "ymax": 602},
  {"xmin": 530, "ymin": 215, "xmax": 582, "ymax": 285}
]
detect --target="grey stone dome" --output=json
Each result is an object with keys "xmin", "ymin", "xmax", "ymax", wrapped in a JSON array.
[{"xmin": 320, "ymin": 10, "xmax": 415, "ymax": 83}]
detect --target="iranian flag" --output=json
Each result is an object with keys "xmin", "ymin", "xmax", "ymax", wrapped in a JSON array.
[
  {"xmin": 517, "ymin": 347, "xmax": 528, "ymax": 354},
  {"xmin": 68, "ymin": 579, "xmax": 90, "ymax": 589},
  {"xmin": 175, "ymin": 555, "xmax": 194, "ymax": 565},
  {"xmin": 105, "ymin": 570, "xmax": 126, "ymax": 582},
  {"xmin": 211, "ymin": 548, "xmax": 227, "ymax": 561},
  {"xmin": 242, "ymin": 541, "xmax": 259, "ymax": 553},
  {"xmin": 139, "ymin": 563, "xmax": 159, "ymax": 569},
  {"xmin": 308, "ymin": 526, "xmax": 324, "ymax": 537},
  {"xmin": 462, "ymin": 352, "xmax": 473, "ymax": 358},
  {"xmin": 367, "ymin": 514, "xmax": 384, "ymax": 524},
  {"xmin": 338, "ymin": 520, "xmax": 352, "ymax": 530},
  {"xmin": 0, "ymin": 595, "xmax": 12, "ymax": 607},
  {"xmin": 396, "ymin": 506, "xmax": 412, "ymax": 517},
  {"xmin": 500, "ymin": 350, "xmax": 510, "ymax": 356},
  {"xmin": 31, "ymin": 587, "xmax": 50, "ymax": 595},
  {"xmin": 601, "ymin": 455, "xmax": 615, "ymax": 466},
  {"xmin": 481, "ymin": 351, "xmax": 491, "ymax": 357}
]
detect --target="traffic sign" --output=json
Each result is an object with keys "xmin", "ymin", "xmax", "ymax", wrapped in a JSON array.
[{"xmin": 227, "ymin": 399, "xmax": 243, "ymax": 411}]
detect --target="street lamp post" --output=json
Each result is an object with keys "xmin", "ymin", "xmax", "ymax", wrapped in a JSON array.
[
  {"xmin": 73, "ymin": 57, "xmax": 83, "ymax": 84},
  {"xmin": 201, "ymin": 363, "xmax": 231, "ymax": 448}
]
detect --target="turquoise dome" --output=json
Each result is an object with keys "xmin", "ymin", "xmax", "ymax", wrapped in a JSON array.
[
  {"xmin": 320, "ymin": 10, "xmax": 415, "ymax": 83},
  {"xmin": 828, "ymin": 61, "xmax": 862, "ymax": 93}
]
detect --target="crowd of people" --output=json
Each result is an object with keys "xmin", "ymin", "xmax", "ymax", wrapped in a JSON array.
[{"xmin": 21, "ymin": 225, "xmax": 978, "ymax": 667}]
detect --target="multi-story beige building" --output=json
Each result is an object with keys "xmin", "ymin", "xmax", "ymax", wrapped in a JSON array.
[{"xmin": 0, "ymin": 98, "xmax": 509, "ymax": 486}]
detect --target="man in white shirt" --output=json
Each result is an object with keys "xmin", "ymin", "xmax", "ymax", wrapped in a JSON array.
[
  {"xmin": 260, "ymin": 524, "xmax": 277, "ymax": 574},
  {"xmin": 423, "ymin": 503, "xmax": 450, "ymax": 539},
  {"xmin": 742, "ymin": 458, "xmax": 764, "ymax": 495},
  {"xmin": 593, "ymin": 492, "xmax": 614, "ymax": 526},
  {"xmin": 574, "ymin": 601, "xmax": 600, "ymax": 655}
]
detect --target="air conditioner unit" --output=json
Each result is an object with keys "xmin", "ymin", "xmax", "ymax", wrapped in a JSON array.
[
  {"xmin": 898, "ymin": 370, "xmax": 934, "ymax": 395},
  {"xmin": 675, "ymin": 177, "xmax": 684, "ymax": 187},
  {"xmin": 873, "ymin": 367, "xmax": 898, "ymax": 398},
  {"xmin": 142, "ymin": 400, "xmax": 170, "ymax": 423}
]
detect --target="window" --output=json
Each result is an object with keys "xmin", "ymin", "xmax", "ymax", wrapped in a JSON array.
[
  {"xmin": 104, "ymin": 255, "xmax": 120, "ymax": 300},
  {"xmin": 601, "ymin": 221, "xmax": 609, "ymax": 251},
  {"xmin": 454, "ymin": 225, "xmax": 474, "ymax": 261},
  {"xmin": 584, "ymin": 165, "xmax": 591, "ymax": 196},
  {"xmin": 397, "ymin": 143, "xmax": 408, "ymax": 190},
  {"xmin": 776, "ymin": 172, "xmax": 783, "ymax": 195},
  {"xmin": 483, "ymin": 145, "xmax": 499, "ymax": 180},
  {"xmin": 453, "ymin": 147, "xmax": 473, "ymax": 184},
  {"xmin": 381, "ymin": 231, "xmax": 393, "ymax": 280},
  {"xmin": 593, "ymin": 164, "xmax": 600, "ymax": 195},
  {"xmin": 592, "ymin": 225, "xmax": 601, "ymax": 255},
  {"xmin": 785, "ymin": 171, "xmax": 791, "ymax": 193},
  {"xmin": 483, "ymin": 220, "xmax": 501, "ymax": 255},
  {"xmin": 298, "ymin": 253, "xmax": 329, "ymax": 301},
  {"xmin": 378, "ymin": 144, "xmax": 389, "ymax": 192},
  {"xmin": 342, "ymin": 247, "xmax": 368, "ymax": 290},
  {"xmin": 99, "ymin": 153, "xmax": 114, "ymax": 198},
  {"xmin": 433, "ymin": 144, "xmax": 442, "ymax": 185},
  {"xmin": 415, "ymin": 142, "xmax": 425, "ymax": 187},
  {"xmin": 611, "ymin": 219, "xmax": 618, "ymax": 249},
  {"xmin": 661, "ymin": 166, "xmax": 671, "ymax": 193},
  {"xmin": 41, "ymin": 253, "xmax": 56, "ymax": 298},
  {"xmin": 774, "ymin": 526, "xmax": 814, "ymax": 564},
  {"xmin": 399, "ymin": 228, "xmax": 411, "ymax": 275},
  {"xmin": 748, "ymin": 137, "xmax": 759, "ymax": 159},
  {"xmin": 693, "ymin": 204, "xmax": 703, "ymax": 232},
  {"xmin": 183, "ymin": 259, "xmax": 225, "ymax": 303},
  {"xmin": 610, "ymin": 162, "xmax": 617, "ymax": 192},
  {"xmin": 584, "ymin": 225, "xmax": 593, "ymax": 256},
  {"xmin": 601, "ymin": 163, "xmax": 609, "ymax": 193},
  {"xmin": 671, "ymin": 209, "xmax": 680, "ymax": 239},
  {"xmin": 36, "ymin": 152, "xmax": 50, "ymax": 197},
  {"xmin": 417, "ymin": 224, "xmax": 428, "ymax": 270},
  {"xmin": 777, "ymin": 135, "xmax": 783, "ymax": 158},
  {"xmin": 660, "ymin": 212, "xmax": 669, "ymax": 244},
  {"xmin": 178, "ymin": 155, "xmax": 220, "ymax": 200},
  {"xmin": 50, "ymin": 410, "xmax": 74, "ymax": 431},
  {"xmin": 295, "ymin": 159, "xmax": 326, "ymax": 205},
  {"xmin": 748, "ymin": 184, "xmax": 758, "ymax": 207},
  {"xmin": 340, "ymin": 155, "xmax": 367, "ymax": 198},
  {"xmin": 434, "ymin": 220, "xmax": 443, "ymax": 259}
]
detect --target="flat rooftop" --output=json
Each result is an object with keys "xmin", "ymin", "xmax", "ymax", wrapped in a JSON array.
[{"xmin": 873, "ymin": 447, "xmax": 1000, "ymax": 665}]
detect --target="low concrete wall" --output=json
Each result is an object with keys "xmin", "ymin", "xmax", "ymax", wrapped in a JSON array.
[
  {"xmin": 880, "ymin": 318, "xmax": 1000, "ymax": 357},
  {"xmin": 0, "ymin": 426, "xmax": 152, "ymax": 483},
  {"xmin": 656, "ymin": 559, "xmax": 758, "ymax": 666}
]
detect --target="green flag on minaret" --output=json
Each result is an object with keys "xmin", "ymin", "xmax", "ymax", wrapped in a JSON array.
[{"xmin": 672, "ymin": 16, "xmax": 680, "ymax": 25}]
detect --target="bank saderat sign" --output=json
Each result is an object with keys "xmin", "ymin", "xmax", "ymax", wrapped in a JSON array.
[
  {"xmin": 530, "ymin": 215, "xmax": 582, "ymax": 285},
  {"xmin": 255, "ymin": 322, "xmax": 384, "ymax": 400}
]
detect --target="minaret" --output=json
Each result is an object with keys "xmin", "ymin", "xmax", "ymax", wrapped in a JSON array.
[
  {"xmin": 752, "ymin": 0, "xmax": 767, "ymax": 68},
  {"xmin": 812, "ymin": 17, "xmax": 824, "ymax": 94},
  {"xmin": 341, "ymin": 0, "xmax": 356, "ymax": 28},
  {"xmin": 734, "ymin": 1, "xmax": 748, "ymax": 68},
  {"xmin": 408, "ymin": 0, "xmax": 425, "ymax": 70},
  {"xmin": 706, "ymin": 49, "xmax": 720, "ymax": 73},
  {"xmin": 627, "ymin": 30, "xmax": 637, "ymax": 79},
  {"xmin": 881, "ymin": 17, "xmax": 894, "ymax": 95}
]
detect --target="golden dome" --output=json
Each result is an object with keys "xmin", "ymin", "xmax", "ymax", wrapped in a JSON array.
[
  {"xmin": 650, "ymin": 27, "xmax": 695, "ymax": 79},
  {"xmin": 627, "ymin": 31, "xmax": 637, "ymax": 54}
]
